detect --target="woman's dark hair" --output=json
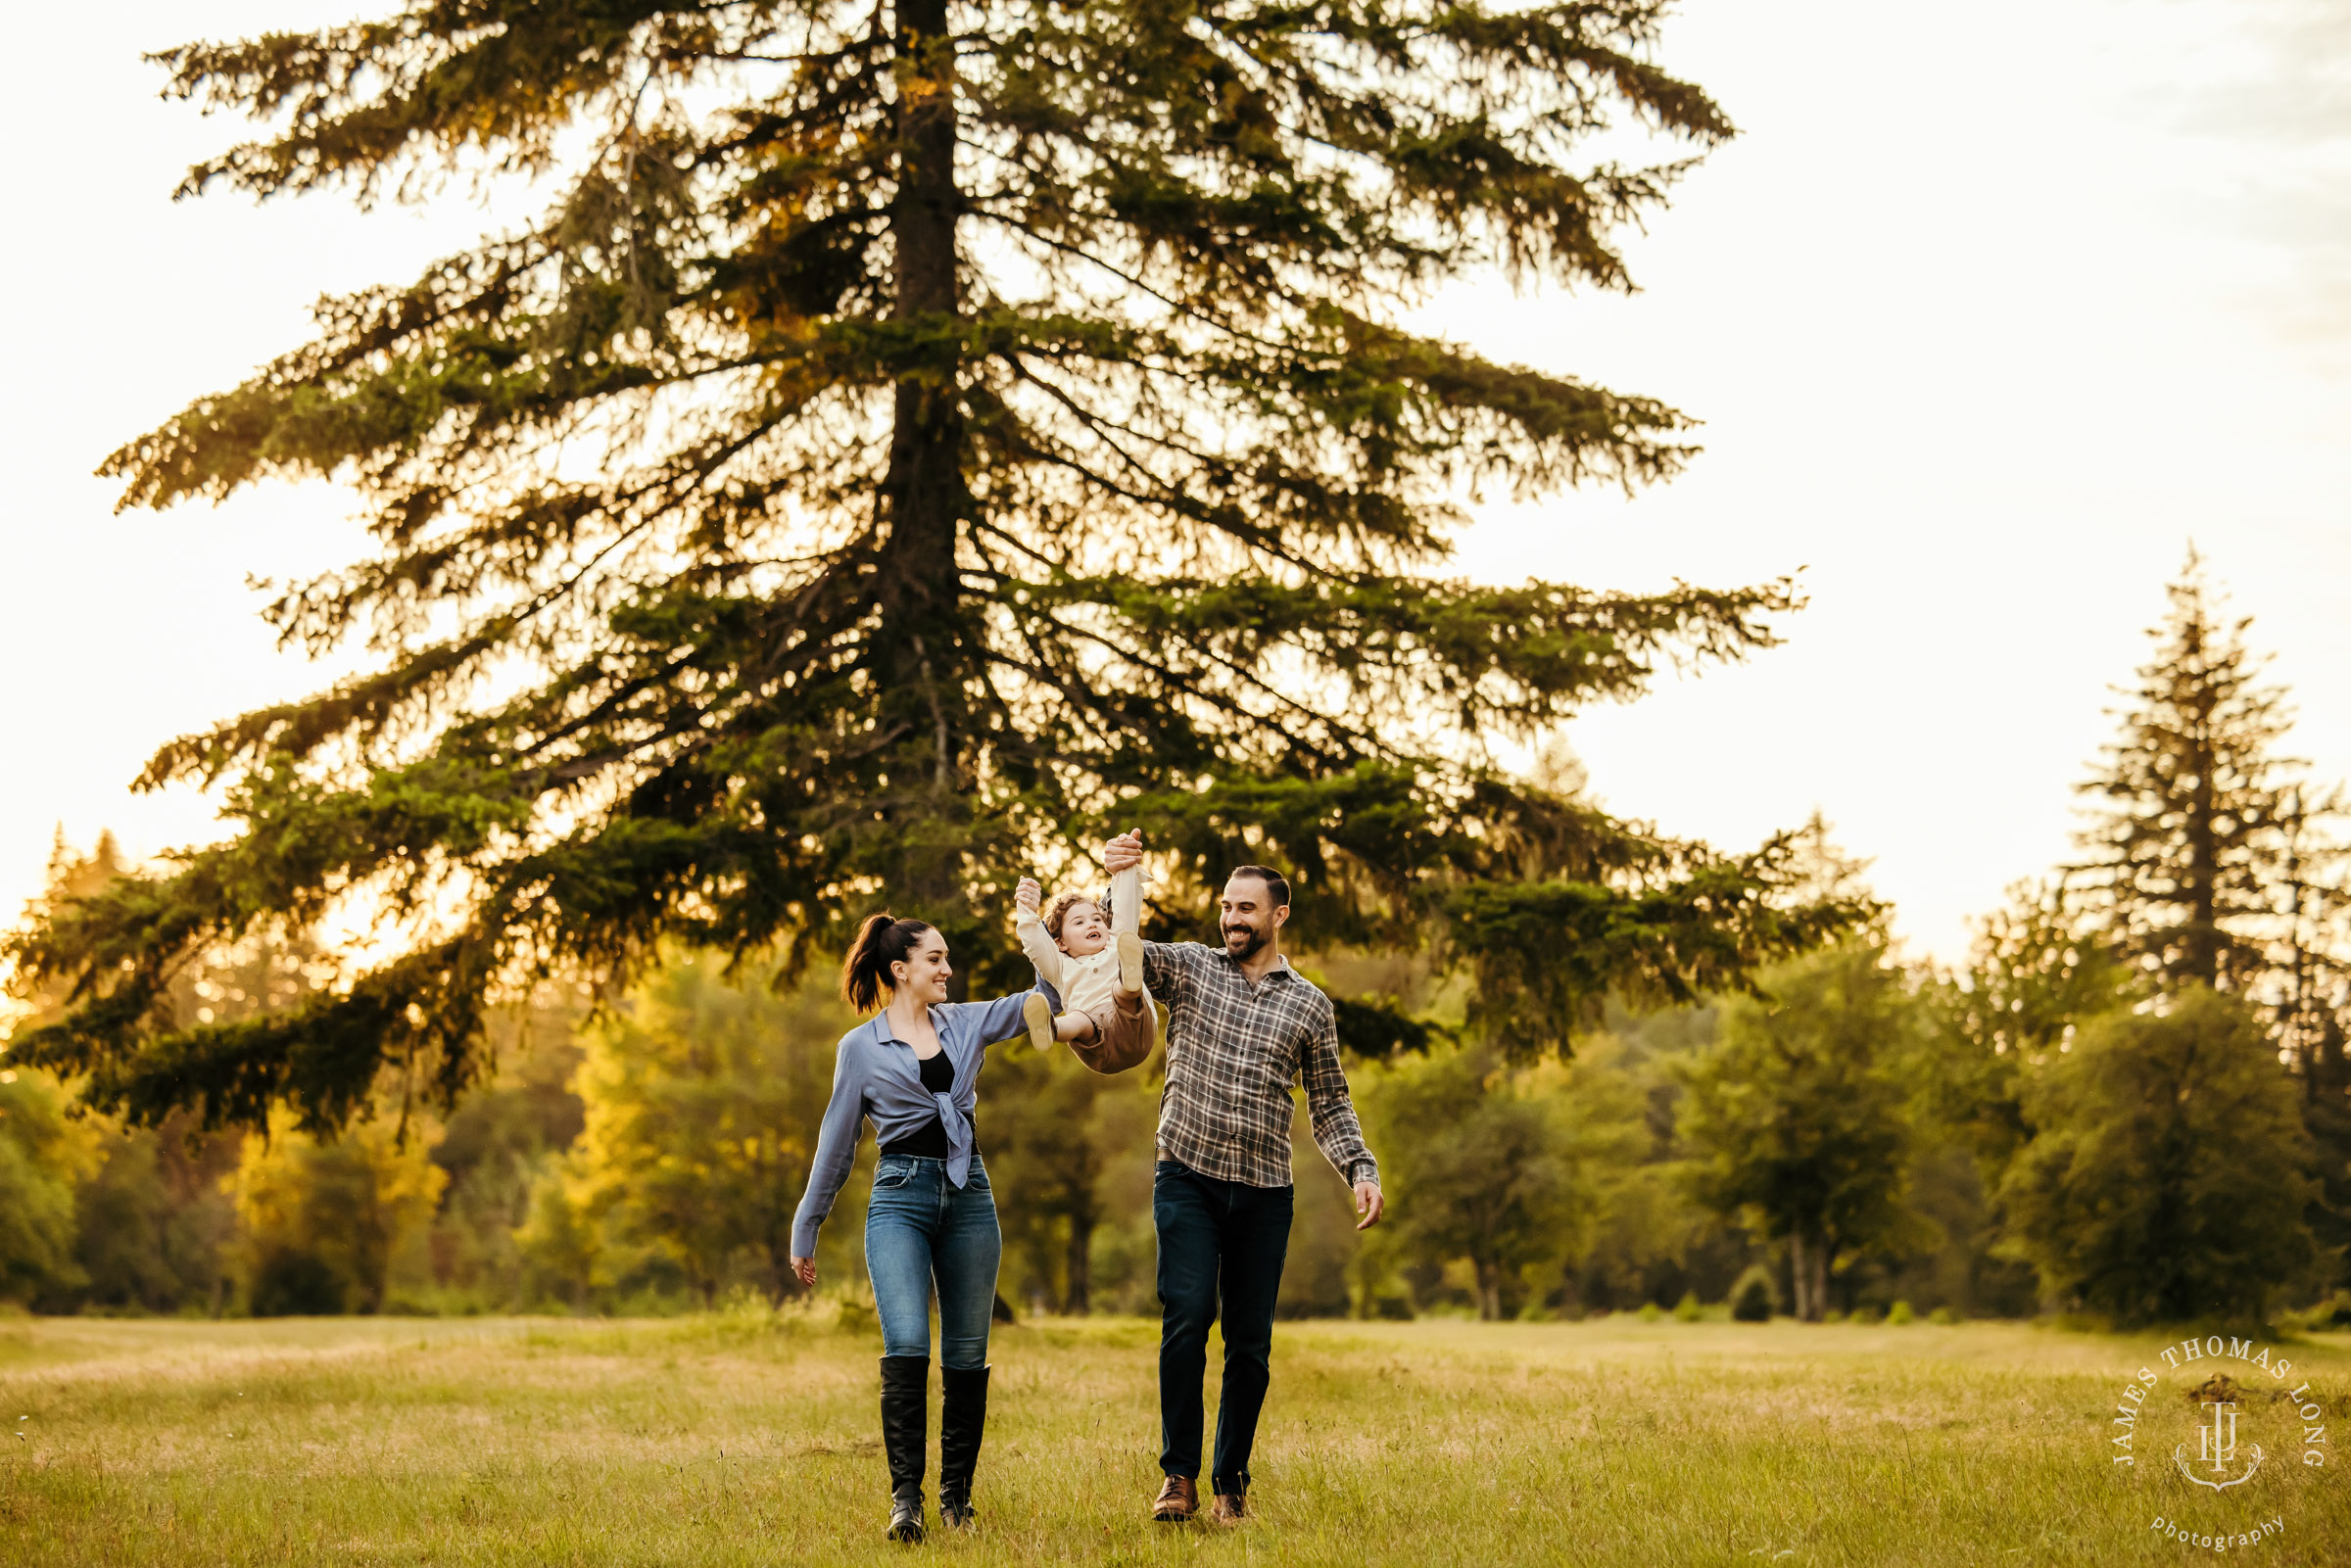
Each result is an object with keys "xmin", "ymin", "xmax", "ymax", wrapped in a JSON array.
[{"xmin": 840, "ymin": 914, "xmax": 936, "ymax": 1013}]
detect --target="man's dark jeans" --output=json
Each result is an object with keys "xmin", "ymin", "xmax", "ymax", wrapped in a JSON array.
[{"xmin": 1154, "ymin": 1158, "xmax": 1294, "ymax": 1495}]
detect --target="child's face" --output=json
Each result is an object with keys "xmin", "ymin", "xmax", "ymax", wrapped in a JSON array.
[{"xmin": 1057, "ymin": 900, "xmax": 1109, "ymax": 956}]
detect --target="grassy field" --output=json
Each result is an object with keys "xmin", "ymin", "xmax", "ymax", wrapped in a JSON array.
[{"xmin": 0, "ymin": 1308, "xmax": 2343, "ymax": 1566}]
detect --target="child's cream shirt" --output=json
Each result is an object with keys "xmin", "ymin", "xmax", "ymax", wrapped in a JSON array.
[
  {"xmin": 1016, "ymin": 867, "xmax": 1143, "ymax": 1016},
  {"xmin": 1017, "ymin": 913, "xmax": 1125, "ymax": 1016}
]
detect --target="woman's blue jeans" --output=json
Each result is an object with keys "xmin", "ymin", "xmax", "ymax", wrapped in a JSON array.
[{"xmin": 864, "ymin": 1152, "xmax": 1002, "ymax": 1370}]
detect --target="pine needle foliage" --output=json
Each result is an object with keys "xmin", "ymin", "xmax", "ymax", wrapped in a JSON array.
[
  {"xmin": 2073, "ymin": 550, "xmax": 2316, "ymax": 993},
  {"xmin": 8, "ymin": 1, "xmax": 1858, "ymax": 1134}
]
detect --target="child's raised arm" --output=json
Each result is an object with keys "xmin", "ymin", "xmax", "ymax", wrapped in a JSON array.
[{"xmin": 1015, "ymin": 877, "xmax": 1068, "ymax": 993}]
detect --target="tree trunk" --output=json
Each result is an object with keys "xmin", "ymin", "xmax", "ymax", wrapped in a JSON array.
[
  {"xmin": 880, "ymin": 0, "xmax": 967, "ymax": 761},
  {"xmin": 2184, "ymin": 669, "xmax": 2221, "ymax": 988},
  {"xmin": 1475, "ymin": 1259, "xmax": 1503, "ymax": 1321},
  {"xmin": 876, "ymin": 0, "xmax": 973, "ymax": 908},
  {"xmin": 1787, "ymin": 1230, "xmax": 1832, "ymax": 1322},
  {"xmin": 1065, "ymin": 1209, "xmax": 1094, "ymax": 1315}
]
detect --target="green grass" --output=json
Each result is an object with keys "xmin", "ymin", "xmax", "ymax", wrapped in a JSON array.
[{"xmin": 1, "ymin": 1310, "xmax": 2343, "ymax": 1565}]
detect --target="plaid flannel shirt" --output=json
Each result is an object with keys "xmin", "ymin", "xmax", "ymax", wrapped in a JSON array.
[{"xmin": 1140, "ymin": 941, "xmax": 1379, "ymax": 1190}]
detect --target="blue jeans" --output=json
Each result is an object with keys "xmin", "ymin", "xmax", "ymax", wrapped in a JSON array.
[
  {"xmin": 1155, "ymin": 1159, "xmax": 1293, "ymax": 1494},
  {"xmin": 865, "ymin": 1152, "xmax": 1002, "ymax": 1370}
]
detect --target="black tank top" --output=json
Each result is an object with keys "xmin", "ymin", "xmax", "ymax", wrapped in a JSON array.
[{"xmin": 880, "ymin": 1051, "xmax": 956, "ymax": 1158}]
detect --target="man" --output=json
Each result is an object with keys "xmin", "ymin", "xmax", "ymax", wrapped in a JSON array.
[{"xmin": 1099, "ymin": 830, "xmax": 1384, "ymax": 1525}]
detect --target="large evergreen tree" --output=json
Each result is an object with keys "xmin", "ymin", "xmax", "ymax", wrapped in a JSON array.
[
  {"xmin": 7, "ymin": 1, "xmax": 1853, "ymax": 1134},
  {"xmin": 2071, "ymin": 554, "xmax": 2351, "ymax": 1292}
]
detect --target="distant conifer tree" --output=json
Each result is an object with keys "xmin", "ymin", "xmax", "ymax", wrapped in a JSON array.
[
  {"xmin": 2074, "ymin": 550, "xmax": 2309, "ymax": 992},
  {"xmin": 8, "ymin": 2, "xmax": 1859, "ymax": 1133},
  {"xmin": 2070, "ymin": 552, "xmax": 2351, "ymax": 1293}
]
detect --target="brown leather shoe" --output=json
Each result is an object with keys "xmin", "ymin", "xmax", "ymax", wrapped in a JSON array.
[
  {"xmin": 1151, "ymin": 1475, "xmax": 1198, "ymax": 1523},
  {"xmin": 1210, "ymin": 1491, "xmax": 1247, "ymax": 1524}
]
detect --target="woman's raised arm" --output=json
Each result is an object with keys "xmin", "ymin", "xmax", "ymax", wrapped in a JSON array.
[{"xmin": 959, "ymin": 986, "xmax": 1046, "ymax": 1050}]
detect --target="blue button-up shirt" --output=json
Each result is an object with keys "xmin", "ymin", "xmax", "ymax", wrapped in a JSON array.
[{"xmin": 790, "ymin": 988, "xmax": 1039, "ymax": 1258}]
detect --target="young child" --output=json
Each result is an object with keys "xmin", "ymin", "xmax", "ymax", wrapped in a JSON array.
[{"xmin": 1014, "ymin": 865, "xmax": 1156, "ymax": 1073}]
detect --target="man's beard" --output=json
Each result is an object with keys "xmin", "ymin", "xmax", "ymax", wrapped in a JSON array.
[{"xmin": 1222, "ymin": 923, "xmax": 1267, "ymax": 960}]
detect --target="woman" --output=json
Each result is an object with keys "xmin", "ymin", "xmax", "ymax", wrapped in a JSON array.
[{"xmin": 791, "ymin": 914, "xmax": 1039, "ymax": 1543}]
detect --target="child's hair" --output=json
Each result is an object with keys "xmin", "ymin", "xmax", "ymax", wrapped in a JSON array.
[
  {"xmin": 840, "ymin": 913, "xmax": 936, "ymax": 1013},
  {"xmin": 1044, "ymin": 889, "xmax": 1105, "ymax": 940}
]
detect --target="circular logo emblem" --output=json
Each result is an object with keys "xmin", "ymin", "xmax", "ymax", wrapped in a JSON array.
[{"xmin": 2106, "ymin": 1335, "xmax": 2330, "ymax": 1551}]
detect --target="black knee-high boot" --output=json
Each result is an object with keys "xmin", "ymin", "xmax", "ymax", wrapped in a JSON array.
[
  {"xmin": 879, "ymin": 1354, "xmax": 930, "ymax": 1542},
  {"xmin": 937, "ymin": 1364, "xmax": 990, "ymax": 1527}
]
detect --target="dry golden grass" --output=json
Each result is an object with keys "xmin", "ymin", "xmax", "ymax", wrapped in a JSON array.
[{"xmin": 1, "ymin": 1309, "xmax": 2343, "ymax": 1566}]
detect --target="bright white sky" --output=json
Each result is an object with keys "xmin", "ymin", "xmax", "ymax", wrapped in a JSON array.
[{"xmin": 2, "ymin": 0, "xmax": 2346, "ymax": 967}]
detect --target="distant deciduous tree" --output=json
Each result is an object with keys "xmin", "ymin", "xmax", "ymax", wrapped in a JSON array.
[
  {"xmin": 1677, "ymin": 942, "xmax": 1925, "ymax": 1321},
  {"xmin": 68, "ymin": 1112, "xmax": 242, "ymax": 1315},
  {"xmin": 232, "ymin": 1116, "xmax": 447, "ymax": 1315},
  {"xmin": 1925, "ymin": 879, "xmax": 2134, "ymax": 1179},
  {"xmin": 979, "ymin": 1036, "xmax": 1154, "ymax": 1315},
  {"xmin": 419, "ymin": 989, "xmax": 592, "ymax": 1308},
  {"xmin": 4, "ymin": 0, "xmax": 1859, "ymax": 1137},
  {"xmin": 1367, "ymin": 1044, "xmax": 1591, "ymax": 1320},
  {"xmin": 1995, "ymin": 987, "xmax": 2318, "ymax": 1324},
  {"xmin": 564, "ymin": 952, "xmax": 844, "ymax": 1305},
  {"xmin": 0, "ymin": 1069, "xmax": 94, "ymax": 1305}
]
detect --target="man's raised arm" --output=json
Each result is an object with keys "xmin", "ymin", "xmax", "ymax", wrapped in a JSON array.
[{"xmin": 1101, "ymin": 829, "xmax": 1191, "ymax": 998}]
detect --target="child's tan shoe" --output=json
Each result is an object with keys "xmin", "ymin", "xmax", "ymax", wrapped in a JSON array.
[
  {"xmin": 1117, "ymin": 931, "xmax": 1144, "ymax": 995},
  {"xmin": 1023, "ymin": 992, "xmax": 1056, "ymax": 1051}
]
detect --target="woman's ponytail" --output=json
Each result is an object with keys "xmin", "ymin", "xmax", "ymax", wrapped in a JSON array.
[{"xmin": 840, "ymin": 912, "xmax": 935, "ymax": 1014}]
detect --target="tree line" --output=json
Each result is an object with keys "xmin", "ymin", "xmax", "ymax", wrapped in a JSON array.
[{"xmin": 5, "ymin": 555, "xmax": 2343, "ymax": 1329}]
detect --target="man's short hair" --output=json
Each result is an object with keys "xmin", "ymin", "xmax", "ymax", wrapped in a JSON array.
[{"xmin": 1225, "ymin": 865, "xmax": 1291, "ymax": 910}]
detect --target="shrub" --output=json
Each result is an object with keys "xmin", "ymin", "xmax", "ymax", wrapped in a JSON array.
[
  {"xmin": 1886, "ymin": 1300, "xmax": 1914, "ymax": 1325},
  {"xmin": 2274, "ymin": 1294, "xmax": 2351, "ymax": 1334},
  {"xmin": 1730, "ymin": 1265, "xmax": 1777, "ymax": 1322},
  {"xmin": 1998, "ymin": 989, "xmax": 2318, "ymax": 1325},
  {"xmin": 1928, "ymin": 1306, "xmax": 1961, "ymax": 1326},
  {"xmin": 1847, "ymin": 1306, "xmax": 1879, "ymax": 1326},
  {"xmin": 248, "ymin": 1250, "xmax": 344, "ymax": 1317},
  {"xmin": 1672, "ymin": 1291, "xmax": 1703, "ymax": 1322},
  {"xmin": 1637, "ymin": 1302, "xmax": 1664, "ymax": 1323}
]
